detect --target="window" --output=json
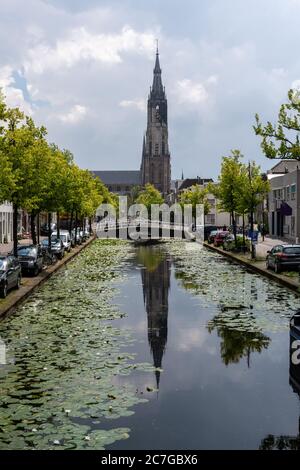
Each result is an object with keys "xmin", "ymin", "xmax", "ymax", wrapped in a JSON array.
[
  {"xmin": 291, "ymin": 184, "xmax": 296, "ymax": 200},
  {"xmin": 206, "ymin": 214, "xmax": 215, "ymax": 225},
  {"xmin": 155, "ymin": 143, "xmax": 159, "ymax": 155},
  {"xmin": 287, "ymin": 186, "xmax": 290, "ymax": 201},
  {"xmin": 284, "ymin": 246, "xmax": 300, "ymax": 254}
]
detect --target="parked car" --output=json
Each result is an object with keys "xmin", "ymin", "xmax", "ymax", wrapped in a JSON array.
[
  {"xmin": 0, "ymin": 255, "xmax": 22, "ymax": 298},
  {"xmin": 266, "ymin": 244, "xmax": 300, "ymax": 273},
  {"xmin": 71, "ymin": 229, "xmax": 83, "ymax": 245},
  {"xmin": 80, "ymin": 228, "xmax": 90, "ymax": 242},
  {"xmin": 213, "ymin": 231, "xmax": 230, "ymax": 247},
  {"xmin": 17, "ymin": 245, "xmax": 43, "ymax": 276},
  {"xmin": 208, "ymin": 230, "xmax": 218, "ymax": 244},
  {"xmin": 204, "ymin": 225, "xmax": 218, "ymax": 241},
  {"xmin": 41, "ymin": 238, "xmax": 65, "ymax": 260},
  {"xmin": 51, "ymin": 231, "xmax": 71, "ymax": 252},
  {"xmin": 40, "ymin": 222, "xmax": 57, "ymax": 236}
]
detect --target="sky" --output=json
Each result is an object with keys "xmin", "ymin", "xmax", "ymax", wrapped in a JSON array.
[{"xmin": 1, "ymin": 0, "xmax": 300, "ymax": 180}]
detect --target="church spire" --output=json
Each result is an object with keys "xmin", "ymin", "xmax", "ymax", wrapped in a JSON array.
[
  {"xmin": 154, "ymin": 40, "xmax": 161, "ymax": 73},
  {"xmin": 152, "ymin": 43, "xmax": 164, "ymax": 97}
]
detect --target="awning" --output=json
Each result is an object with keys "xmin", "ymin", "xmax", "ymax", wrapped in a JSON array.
[{"xmin": 280, "ymin": 202, "xmax": 292, "ymax": 216}]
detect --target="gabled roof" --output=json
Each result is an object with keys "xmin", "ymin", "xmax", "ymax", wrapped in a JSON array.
[
  {"xmin": 268, "ymin": 160, "xmax": 299, "ymax": 174},
  {"xmin": 93, "ymin": 170, "xmax": 141, "ymax": 185},
  {"xmin": 179, "ymin": 178, "xmax": 213, "ymax": 191}
]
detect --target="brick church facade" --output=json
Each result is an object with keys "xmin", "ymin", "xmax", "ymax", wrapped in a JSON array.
[
  {"xmin": 93, "ymin": 48, "xmax": 171, "ymax": 197},
  {"xmin": 140, "ymin": 48, "xmax": 171, "ymax": 197}
]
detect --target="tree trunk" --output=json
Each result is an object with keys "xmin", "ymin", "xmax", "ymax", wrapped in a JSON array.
[
  {"xmin": 13, "ymin": 203, "xmax": 18, "ymax": 257},
  {"xmin": 75, "ymin": 211, "xmax": 78, "ymax": 245},
  {"xmin": 69, "ymin": 209, "xmax": 74, "ymax": 238},
  {"xmin": 57, "ymin": 211, "xmax": 60, "ymax": 239},
  {"xmin": 89, "ymin": 217, "xmax": 92, "ymax": 235},
  {"xmin": 250, "ymin": 210, "xmax": 255, "ymax": 260},
  {"xmin": 31, "ymin": 210, "xmax": 37, "ymax": 246},
  {"xmin": 37, "ymin": 212, "xmax": 40, "ymax": 244},
  {"xmin": 242, "ymin": 213, "xmax": 246, "ymax": 253},
  {"xmin": 231, "ymin": 210, "xmax": 237, "ymax": 247},
  {"xmin": 48, "ymin": 212, "xmax": 52, "ymax": 253}
]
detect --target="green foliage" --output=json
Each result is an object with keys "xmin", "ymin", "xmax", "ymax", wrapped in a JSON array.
[
  {"xmin": 211, "ymin": 150, "xmax": 243, "ymax": 213},
  {"xmin": 225, "ymin": 236, "xmax": 250, "ymax": 252},
  {"xmin": 0, "ymin": 241, "xmax": 154, "ymax": 450},
  {"xmin": 178, "ymin": 184, "xmax": 210, "ymax": 217},
  {"xmin": 0, "ymin": 93, "xmax": 116, "ymax": 246},
  {"xmin": 135, "ymin": 183, "xmax": 164, "ymax": 210},
  {"xmin": 254, "ymin": 89, "xmax": 300, "ymax": 159},
  {"xmin": 237, "ymin": 161, "xmax": 270, "ymax": 216}
]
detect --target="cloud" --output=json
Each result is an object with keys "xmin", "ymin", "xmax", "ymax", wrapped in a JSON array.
[
  {"xmin": 58, "ymin": 104, "xmax": 87, "ymax": 124},
  {"xmin": 119, "ymin": 99, "xmax": 146, "ymax": 112},
  {"xmin": 2, "ymin": 0, "xmax": 300, "ymax": 179},
  {"xmin": 24, "ymin": 25, "xmax": 156, "ymax": 74},
  {"xmin": 0, "ymin": 66, "xmax": 32, "ymax": 115},
  {"xmin": 173, "ymin": 79, "xmax": 209, "ymax": 105},
  {"xmin": 291, "ymin": 79, "xmax": 300, "ymax": 90}
]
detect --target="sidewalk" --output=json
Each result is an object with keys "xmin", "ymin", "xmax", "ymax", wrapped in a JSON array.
[
  {"xmin": 0, "ymin": 237, "xmax": 46, "ymax": 256},
  {"xmin": 204, "ymin": 241, "xmax": 300, "ymax": 295},
  {"xmin": 255, "ymin": 236, "xmax": 288, "ymax": 259}
]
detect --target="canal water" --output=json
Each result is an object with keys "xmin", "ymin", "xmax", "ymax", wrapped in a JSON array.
[{"xmin": 0, "ymin": 240, "xmax": 300, "ymax": 450}]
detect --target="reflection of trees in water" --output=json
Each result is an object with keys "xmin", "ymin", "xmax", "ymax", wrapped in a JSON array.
[
  {"xmin": 175, "ymin": 267, "xmax": 270, "ymax": 366},
  {"xmin": 171, "ymin": 245, "xmax": 297, "ymax": 327},
  {"xmin": 138, "ymin": 246, "xmax": 170, "ymax": 388},
  {"xmin": 136, "ymin": 246, "xmax": 165, "ymax": 272},
  {"xmin": 207, "ymin": 311, "xmax": 270, "ymax": 366},
  {"xmin": 259, "ymin": 432, "xmax": 300, "ymax": 450}
]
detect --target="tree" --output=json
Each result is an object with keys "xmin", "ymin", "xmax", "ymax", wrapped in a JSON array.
[
  {"xmin": 0, "ymin": 92, "xmax": 117, "ymax": 251},
  {"xmin": 178, "ymin": 184, "xmax": 210, "ymax": 219},
  {"xmin": 135, "ymin": 183, "xmax": 164, "ymax": 214},
  {"xmin": 1, "ymin": 108, "xmax": 48, "ymax": 255},
  {"xmin": 210, "ymin": 150, "xmax": 244, "ymax": 245},
  {"xmin": 254, "ymin": 89, "xmax": 300, "ymax": 160},
  {"xmin": 238, "ymin": 162, "xmax": 270, "ymax": 258},
  {"xmin": 0, "ymin": 93, "xmax": 15, "ymax": 204}
]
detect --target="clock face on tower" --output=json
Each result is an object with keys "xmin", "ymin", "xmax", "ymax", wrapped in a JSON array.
[{"xmin": 155, "ymin": 105, "xmax": 161, "ymax": 123}]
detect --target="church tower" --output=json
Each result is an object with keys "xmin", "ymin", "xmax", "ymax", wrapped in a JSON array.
[{"xmin": 140, "ymin": 46, "xmax": 171, "ymax": 196}]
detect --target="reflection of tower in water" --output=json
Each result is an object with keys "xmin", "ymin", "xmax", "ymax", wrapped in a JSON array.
[{"xmin": 139, "ymin": 247, "xmax": 170, "ymax": 389}]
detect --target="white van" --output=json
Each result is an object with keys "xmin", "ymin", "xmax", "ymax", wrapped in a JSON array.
[{"xmin": 51, "ymin": 230, "xmax": 71, "ymax": 252}]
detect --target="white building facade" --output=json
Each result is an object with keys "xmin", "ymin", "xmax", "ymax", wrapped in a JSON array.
[
  {"xmin": 267, "ymin": 160, "xmax": 300, "ymax": 242},
  {"xmin": 0, "ymin": 202, "xmax": 13, "ymax": 244}
]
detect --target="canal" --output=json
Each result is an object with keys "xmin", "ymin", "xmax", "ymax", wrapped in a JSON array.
[{"xmin": 0, "ymin": 240, "xmax": 300, "ymax": 450}]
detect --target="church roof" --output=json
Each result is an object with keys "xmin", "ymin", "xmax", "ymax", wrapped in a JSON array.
[
  {"xmin": 179, "ymin": 178, "xmax": 213, "ymax": 190},
  {"xmin": 93, "ymin": 170, "xmax": 141, "ymax": 185}
]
